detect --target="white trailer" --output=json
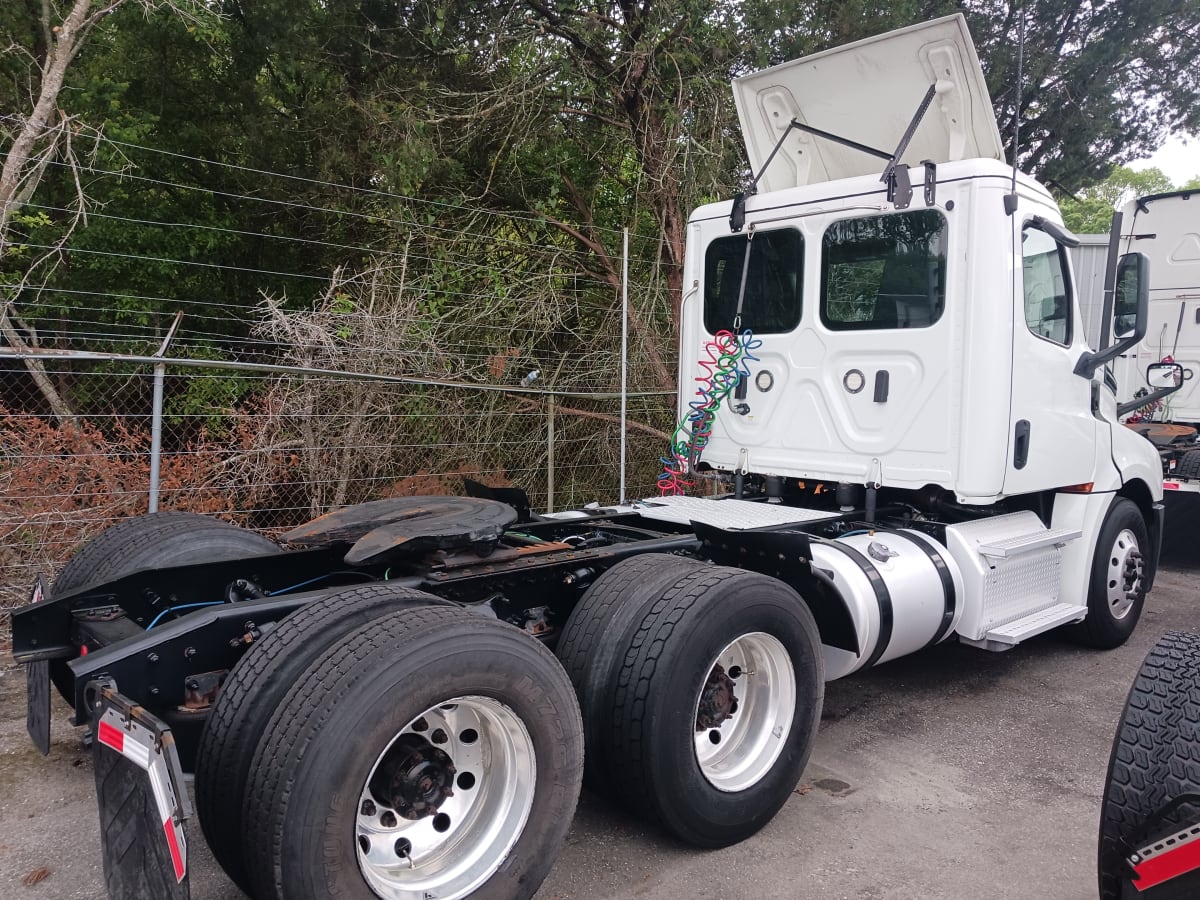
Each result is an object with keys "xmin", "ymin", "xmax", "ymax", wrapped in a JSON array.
[
  {"xmin": 1104, "ymin": 191, "xmax": 1200, "ymax": 493},
  {"xmin": 10, "ymin": 15, "xmax": 1172, "ymax": 900}
]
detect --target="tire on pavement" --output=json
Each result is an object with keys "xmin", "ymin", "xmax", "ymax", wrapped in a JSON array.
[
  {"xmin": 1099, "ymin": 631, "xmax": 1200, "ymax": 900},
  {"xmin": 603, "ymin": 564, "xmax": 824, "ymax": 848},
  {"xmin": 241, "ymin": 604, "xmax": 584, "ymax": 900},
  {"xmin": 555, "ymin": 552, "xmax": 705, "ymax": 790},
  {"xmin": 1063, "ymin": 497, "xmax": 1149, "ymax": 649},
  {"xmin": 195, "ymin": 583, "xmax": 452, "ymax": 894}
]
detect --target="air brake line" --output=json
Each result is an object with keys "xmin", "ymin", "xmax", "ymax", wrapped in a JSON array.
[{"xmin": 658, "ymin": 328, "xmax": 761, "ymax": 496}]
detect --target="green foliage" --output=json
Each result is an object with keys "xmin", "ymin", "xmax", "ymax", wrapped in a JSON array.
[{"xmin": 1059, "ymin": 166, "xmax": 1176, "ymax": 234}]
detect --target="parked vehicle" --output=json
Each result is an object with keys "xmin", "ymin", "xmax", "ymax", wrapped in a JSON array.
[
  {"xmin": 1099, "ymin": 631, "xmax": 1200, "ymax": 899},
  {"xmin": 10, "ymin": 15, "xmax": 1171, "ymax": 900},
  {"xmin": 1107, "ymin": 191, "xmax": 1200, "ymax": 492}
]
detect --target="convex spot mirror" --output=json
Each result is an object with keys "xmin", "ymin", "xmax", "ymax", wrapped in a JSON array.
[{"xmin": 1146, "ymin": 362, "xmax": 1184, "ymax": 390}]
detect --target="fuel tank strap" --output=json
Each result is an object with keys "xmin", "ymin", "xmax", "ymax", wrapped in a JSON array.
[{"xmin": 818, "ymin": 538, "xmax": 894, "ymax": 669}]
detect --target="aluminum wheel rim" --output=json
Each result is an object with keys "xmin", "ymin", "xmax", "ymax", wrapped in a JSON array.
[
  {"xmin": 356, "ymin": 695, "xmax": 535, "ymax": 900},
  {"xmin": 1106, "ymin": 528, "xmax": 1143, "ymax": 620},
  {"xmin": 693, "ymin": 631, "xmax": 795, "ymax": 792}
]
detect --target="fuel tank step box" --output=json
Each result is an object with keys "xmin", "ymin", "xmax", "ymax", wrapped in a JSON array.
[
  {"xmin": 960, "ymin": 601, "xmax": 1087, "ymax": 651},
  {"xmin": 943, "ymin": 512, "xmax": 1081, "ymax": 643}
]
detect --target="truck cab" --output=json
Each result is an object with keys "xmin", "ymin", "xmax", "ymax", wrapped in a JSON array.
[{"xmin": 679, "ymin": 15, "xmax": 1161, "ymax": 506}]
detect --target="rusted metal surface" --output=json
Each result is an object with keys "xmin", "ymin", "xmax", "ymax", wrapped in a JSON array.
[
  {"xmin": 281, "ymin": 497, "xmax": 518, "ymax": 564},
  {"xmin": 1126, "ymin": 421, "xmax": 1198, "ymax": 447}
]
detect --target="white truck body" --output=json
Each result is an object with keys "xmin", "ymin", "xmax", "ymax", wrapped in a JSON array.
[
  {"xmin": 673, "ymin": 15, "xmax": 1163, "ymax": 661},
  {"xmin": 11, "ymin": 17, "xmax": 1173, "ymax": 900},
  {"xmin": 1112, "ymin": 191, "xmax": 1200, "ymax": 419}
]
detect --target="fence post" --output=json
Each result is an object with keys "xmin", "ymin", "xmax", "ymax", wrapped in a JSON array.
[
  {"xmin": 620, "ymin": 227, "xmax": 629, "ymax": 504},
  {"xmin": 546, "ymin": 393, "xmax": 556, "ymax": 513},
  {"xmin": 148, "ymin": 312, "xmax": 184, "ymax": 513}
]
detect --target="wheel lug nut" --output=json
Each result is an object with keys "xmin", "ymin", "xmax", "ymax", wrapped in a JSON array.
[
  {"xmin": 361, "ymin": 800, "xmax": 376, "ymax": 817},
  {"xmin": 430, "ymin": 728, "xmax": 448, "ymax": 744},
  {"xmin": 380, "ymin": 811, "xmax": 398, "ymax": 828}
]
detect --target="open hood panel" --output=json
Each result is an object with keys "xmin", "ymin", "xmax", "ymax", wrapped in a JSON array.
[{"xmin": 733, "ymin": 15, "xmax": 1004, "ymax": 193}]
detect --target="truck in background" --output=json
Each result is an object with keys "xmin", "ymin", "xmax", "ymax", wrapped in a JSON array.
[
  {"xmin": 1096, "ymin": 191, "xmax": 1200, "ymax": 491},
  {"xmin": 7, "ymin": 15, "xmax": 1175, "ymax": 900}
]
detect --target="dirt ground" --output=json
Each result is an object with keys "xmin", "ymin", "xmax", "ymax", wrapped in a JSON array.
[{"xmin": 2, "ymin": 494, "xmax": 1199, "ymax": 900}]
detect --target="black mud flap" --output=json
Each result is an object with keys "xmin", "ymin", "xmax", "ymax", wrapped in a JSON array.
[
  {"xmin": 24, "ymin": 575, "xmax": 51, "ymax": 756},
  {"xmin": 26, "ymin": 659, "xmax": 51, "ymax": 755},
  {"xmin": 89, "ymin": 681, "xmax": 191, "ymax": 900}
]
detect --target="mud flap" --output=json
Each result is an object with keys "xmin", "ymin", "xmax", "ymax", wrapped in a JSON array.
[
  {"xmin": 23, "ymin": 575, "xmax": 51, "ymax": 756},
  {"xmin": 1127, "ymin": 819, "xmax": 1200, "ymax": 897},
  {"xmin": 88, "ymin": 681, "xmax": 191, "ymax": 900}
]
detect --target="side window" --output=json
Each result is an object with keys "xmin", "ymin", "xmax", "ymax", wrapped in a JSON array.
[
  {"xmin": 704, "ymin": 228, "xmax": 803, "ymax": 334},
  {"xmin": 820, "ymin": 209, "xmax": 947, "ymax": 330},
  {"xmin": 1021, "ymin": 225, "xmax": 1073, "ymax": 346}
]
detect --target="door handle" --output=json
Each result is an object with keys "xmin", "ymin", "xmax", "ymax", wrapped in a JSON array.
[{"xmin": 1013, "ymin": 420, "xmax": 1031, "ymax": 469}]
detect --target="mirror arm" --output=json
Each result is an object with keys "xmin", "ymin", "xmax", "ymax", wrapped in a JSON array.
[
  {"xmin": 1074, "ymin": 338, "xmax": 1136, "ymax": 378},
  {"xmin": 1117, "ymin": 385, "xmax": 1182, "ymax": 418}
]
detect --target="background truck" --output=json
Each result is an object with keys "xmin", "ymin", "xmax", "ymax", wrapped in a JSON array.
[
  {"xmin": 8, "ymin": 15, "xmax": 1173, "ymax": 900},
  {"xmin": 1106, "ymin": 191, "xmax": 1200, "ymax": 492}
]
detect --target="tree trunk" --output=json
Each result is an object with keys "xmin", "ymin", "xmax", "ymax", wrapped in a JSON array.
[{"xmin": 0, "ymin": 0, "xmax": 99, "ymax": 425}]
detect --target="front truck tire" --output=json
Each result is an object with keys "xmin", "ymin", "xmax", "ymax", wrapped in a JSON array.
[
  {"xmin": 1066, "ymin": 497, "xmax": 1150, "ymax": 650},
  {"xmin": 603, "ymin": 565, "xmax": 824, "ymax": 848},
  {"xmin": 241, "ymin": 605, "xmax": 584, "ymax": 900},
  {"xmin": 1099, "ymin": 632, "xmax": 1200, "ymax": 900},
  {"xmin": 195, "ymin": 583, "xmax": 452, "ymax": 894}
]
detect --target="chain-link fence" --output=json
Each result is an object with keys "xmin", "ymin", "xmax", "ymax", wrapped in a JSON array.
[{"xmin": 0, "ymin": 356, "xmax": 676, "ymax": 624}]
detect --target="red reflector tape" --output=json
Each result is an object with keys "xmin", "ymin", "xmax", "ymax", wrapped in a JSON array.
[
  {"xmin": 1132, "ymin": 825, "xmax": 1200, "ymax": 891},
  {"xmin": 163, "ymin": 818, "xmax": 186, "ymax": 883},
  {"xmin": 1164, "ymin": 482, "xmax": 1181, "ymax": 491},
  {"xmin": 97, "ymin": 720, "xmax": 125, "ymax": 754}
]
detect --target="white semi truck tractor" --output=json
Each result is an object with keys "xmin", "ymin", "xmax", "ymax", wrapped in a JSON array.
[{"xmin": 10, "ymin": 15, "xmax": 1170, "ymax": 900}]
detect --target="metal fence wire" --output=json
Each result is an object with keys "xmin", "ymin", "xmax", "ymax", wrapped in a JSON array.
[
  {"xmin": 0, "ymin": 361, "xmax": 677, "ymax": 619},
  {"xmin": 0, "ymin": 152, "xmax": 682, "ymax": 627}
]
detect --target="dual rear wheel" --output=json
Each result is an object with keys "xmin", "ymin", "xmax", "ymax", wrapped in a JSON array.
[{"xmin": 557, "ymin": 554, "xmax": 825, "ymax": 848}]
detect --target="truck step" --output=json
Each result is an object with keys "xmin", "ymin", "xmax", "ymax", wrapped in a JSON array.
[
  {"xmin": 962, "ymin": 603, "xmax": 1087, "ymax": 651},
  {"xmin": 976, "ymin": 527, "xmax": 1080, "ymax": 559}
]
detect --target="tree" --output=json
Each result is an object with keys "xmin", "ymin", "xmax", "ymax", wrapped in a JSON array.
[
  {"xmin": 1059, "ymin": 166, "xmax": 1175, "ymax": 233},
  {"xmin": 0, "ymin": 0, "xmax": 211, "ymax": 422},
  {"xmin": 738, "ymin": 1, "xmax": 1200, "ymax": 193}
]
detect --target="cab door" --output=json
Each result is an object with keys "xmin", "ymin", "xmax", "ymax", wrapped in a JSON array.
[{"xmin": 1003, "ymin": 219, "xmax": 1100, "ymax": 494}]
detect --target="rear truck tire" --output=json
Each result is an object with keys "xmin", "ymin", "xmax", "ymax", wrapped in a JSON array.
[
  {"xmin": 555, "ymin": 552, "xmax": 705, "ymax": 790},
  {"xmin": 195, "ymin": 583, "xmax": 452, "ymax": 895},
  {"xmin": 241, "ymin": 605, "xmax": 584, "ymax": 900},
  {"xmin": 1064, "ymin": 497, "xmax": 1149, "ymax": 650},
  {"xmin": 1098, "ymin": 632, "xmax": 1200, "ymax": 900},
  {"xmin": 48, "ymin": 512, "xmax": 278, "ymax": 703},
  {"xmin": 1176, "ymin": 448, "xmax": 1200, "ymax": 481},
  {"xmin": 603, "ymin": 565, "xmax": 824, "ymax": 848}
]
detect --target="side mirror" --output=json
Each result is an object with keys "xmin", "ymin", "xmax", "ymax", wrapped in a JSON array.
[
  {"xmin": 1112, "ymin": 253, "xmax": 1149, "ymax": 340},
  {"xmin": 1146, "ymin": 361, "xmax": 1184, "ymax": 390},
  {"xmin": 1075, "ymin": 251, "xmax": 1150, "ymax": 378},
  {"xmin": 1116, "ymin": 360, "xmax": 1184, "ymax": 418}
]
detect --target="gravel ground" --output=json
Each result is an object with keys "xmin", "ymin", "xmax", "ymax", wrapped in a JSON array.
[{"xmin": 2, "ymin": 495, "xmax": 1198, "ymax": 900}]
